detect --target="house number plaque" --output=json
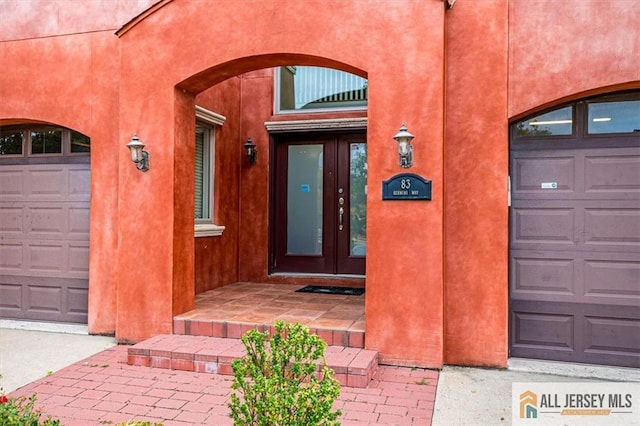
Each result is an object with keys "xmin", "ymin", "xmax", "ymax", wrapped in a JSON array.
[{"xmin": 382, "ymin": 173, "xmax": 432, "ymax": 201}]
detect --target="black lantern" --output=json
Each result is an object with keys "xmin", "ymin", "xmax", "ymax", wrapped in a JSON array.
[{"xmin": 243, "ymin": 137, "xmax": 257, "ymax": 164}]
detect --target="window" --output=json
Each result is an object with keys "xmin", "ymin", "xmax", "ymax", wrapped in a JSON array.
[
  {"xmin": 31, "ymin": 126, "xmax": 63, "ymax": 154},
  {"xmin": 0, "ymin": 127, "xmax": 24, "ymax": 155},
  {"xmin": 71, "ymin": 130, "xmax": 91, "ymax": 153},
  {"xmin": 194, "ymin": 106, "xmax": 226, "ymax": 237},
  {"xmin": 0, "ymin": 124, "xmax": 90, "ymax": 157},
  {"xmin": 275, "ymin": 66, "xmax": 368, "ymax": 113},
  {"xmin": 587, "ymin": 100, "xmax": 640, "ymax": 134},
  {"xmin": 513, "ymin": 91, "xmax": 640, "ymax": 141},
  {"xmin": 514, "ymin": 106, "xmax": 573, "ymax": 137},
  {"xmin": 195, "ymin": 123, "xmax": 212, "ymax": 221}
]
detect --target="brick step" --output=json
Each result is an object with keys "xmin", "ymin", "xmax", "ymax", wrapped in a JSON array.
[
  {"xmin": 127, "ymin": 334, "xmax": 378, "ymax": 388},
  {"xmin": 173, "ymin": 318, "xmax": 366, "ymax": 349}
]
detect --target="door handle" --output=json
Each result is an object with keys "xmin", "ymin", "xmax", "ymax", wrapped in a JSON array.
[{"xmin": 339, "ymin": 207, "xmax": 344, "ymax": 231}]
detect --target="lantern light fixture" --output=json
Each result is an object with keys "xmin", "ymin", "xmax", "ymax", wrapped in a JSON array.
[
  {"xmin": 243, "ymin": 137, "xmax": 257, "ymax": 164},
  {"xmin": 126, "ymin": 135, "xmax": 150, "ymax": 172},
  {"xmin": 393, "ymin": 123, "xmax": 414, "ymax": 168}
]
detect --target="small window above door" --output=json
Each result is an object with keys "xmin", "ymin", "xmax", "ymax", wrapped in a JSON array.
[{"xmin": 275, "ymin": 66, "xmax": 367, "ymax": 113}]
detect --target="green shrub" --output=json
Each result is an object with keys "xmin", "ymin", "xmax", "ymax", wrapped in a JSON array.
[
  {"xmin": 228, "ymin": 321, "xmax": 342, "ymax": 425},
  {"xmin": 0, "ymin": 394, "xmax": 60, "ymax": 426}
]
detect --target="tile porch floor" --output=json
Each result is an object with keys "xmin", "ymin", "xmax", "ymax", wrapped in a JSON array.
[{"xmin": 173, "ymin": 282, "xmax": 366, "ymax": 347}]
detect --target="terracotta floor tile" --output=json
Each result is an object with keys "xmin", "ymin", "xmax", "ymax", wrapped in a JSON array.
[{"xmin": 176, "ymin": 282, "xmax": 366, "ymax": 334}]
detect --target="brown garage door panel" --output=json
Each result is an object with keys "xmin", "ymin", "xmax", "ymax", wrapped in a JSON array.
[
  {"xmin": 511, "ymin": 147, "xmax": 640, "ymax": 201},
  {"xmin": 511, "ymin": 207, "xmax": 576, "ymax": 247},
  {"xmin": 512, "ymin": 155, "xmax": 576, "ymax": 197},
  {"xmin": 510, "ymin": 254, "xmax": 576, "ymax": 298},
  {"xmin": 584, "ymin": 153, "xmax": 640, "ymax": 196},
  {"xmin": 0, "ymin": 275, "xmax": 88, "ymax": 323},
  {"xmin": 511, "ymin": 250, "xmax": 639, "ymax": 306},
  {"xmin": 511, "ymin": 300, "xmax": 640, "ymax": 368},
  {"xmin": 511, "ymin": 200, "xmax": 639, "ymax": 253}
]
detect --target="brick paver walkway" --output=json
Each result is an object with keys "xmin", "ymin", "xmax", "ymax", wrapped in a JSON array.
[{"xmin": 8, "ymin": 345, "xmax": 438, "ymax": 425}]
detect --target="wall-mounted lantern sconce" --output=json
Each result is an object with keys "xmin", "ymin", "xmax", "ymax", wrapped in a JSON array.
[
  {"xmin": 126, "ymin": 135, "xmax": 150, "ymax": 172},
  {"xmin": 243, "ymin": 137, "xmax": 257, "ymax": 164},
  {"xmin": 393, "ymin": 124, "xmax": 414, "ymax": 168}
]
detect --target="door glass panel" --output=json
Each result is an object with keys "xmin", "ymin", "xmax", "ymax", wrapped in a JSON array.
[
  {"xmin": 287, "ymin": 144, "xmax": 323, "ymax": 255},
  {"xmin": 349, "ymin": 143, "xmax": 367, "ymax": 256},
  {"xmin": 587, "ymin": 100, "xmax": 640, "ymax": 134}
]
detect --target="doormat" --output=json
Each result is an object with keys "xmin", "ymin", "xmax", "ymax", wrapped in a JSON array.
[{"xmin": 296, "ymin": 285, "xmax": 365, "ymax": 296}]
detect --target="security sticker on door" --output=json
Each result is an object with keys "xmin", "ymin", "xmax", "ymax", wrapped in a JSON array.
[{"xmin": 541, "ymin": 182, "xmax": 558, "ymax": 189}]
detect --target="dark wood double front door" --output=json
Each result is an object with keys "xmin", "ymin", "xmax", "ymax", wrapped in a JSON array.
[{"xmin": 271, "ymin": 132, "xmax": 366, "ymax": 275}]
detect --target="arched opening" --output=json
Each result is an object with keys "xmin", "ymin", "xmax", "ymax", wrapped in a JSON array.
[{"xmin": 175, "ymin": 58, "xmax": 369, "ymax": 347}]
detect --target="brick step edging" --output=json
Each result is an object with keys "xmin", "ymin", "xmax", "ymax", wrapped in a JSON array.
[
  {"xmin": 173, "ymin": 318, "xmax": 365, "ymax": 349},
  {"xmin": 127, "ymin": 334, "xmax": 378, "ymax": 388}
]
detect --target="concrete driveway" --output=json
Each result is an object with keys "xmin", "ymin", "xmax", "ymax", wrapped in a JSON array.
[{"xmin": 0, "ymin": 321, "xmax": 116, "ymax": 393}]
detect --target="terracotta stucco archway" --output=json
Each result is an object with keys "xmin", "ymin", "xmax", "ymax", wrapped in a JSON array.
[{"xmin": 113, "ymin": 0, "xmax": 445, "ymax": 367}]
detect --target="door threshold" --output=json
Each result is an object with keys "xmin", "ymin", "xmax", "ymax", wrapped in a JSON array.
[
  {"xmin": 270, "ymin": 273, "xmax": 365, "ymax": 279},
  {"xmin": 508, "ymin": 358, "xmax": 640, "ymax": 382}
]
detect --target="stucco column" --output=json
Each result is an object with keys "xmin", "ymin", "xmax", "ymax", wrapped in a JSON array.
[
  {"xmin": 364, "ymin": 12, "xmax": 445, "ymax": 368},
  {"xmin": 444, "ymin": 0, "xmax": 509, "ymax": 367},
  {"xmin": 115, "ymin": 73, "xmax": 196, "ymax": 342}
]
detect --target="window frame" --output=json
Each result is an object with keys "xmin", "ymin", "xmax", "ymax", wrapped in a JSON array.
[
  {"xmin": 194, "ymin": 106, "xmax": 226, "ymax": 237},
  {"xmin": 0, "ymin": 124, "xmax": 90, "ymax": 161},
  {"xmin": 510, "ymin": 90, "xmax": 640, "ymax": 152}
]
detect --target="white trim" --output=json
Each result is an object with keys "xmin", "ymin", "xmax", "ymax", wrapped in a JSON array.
[
  {"xmin": 196, "ymin": 106, "xmax": 226, "ymax": 126},
  {"xmin": 194, "ymin": 108, "xmax": 225, "ymax": 236},
  {"xmin": 265, "ymin": 117, "xmax": 368, "ymax": 133},
  {"xmin": 195, "ymin": 223, "xmax": 225, "ymax": 237}
]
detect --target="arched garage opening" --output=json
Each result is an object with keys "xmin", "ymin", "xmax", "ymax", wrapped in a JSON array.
[
  {"xmin": 509, "ymin": 90, "xmax": 640, "ymax": 368},
  {"xmin": 0, "ymin": 121, "xmax": 91, "ymax": 323}
]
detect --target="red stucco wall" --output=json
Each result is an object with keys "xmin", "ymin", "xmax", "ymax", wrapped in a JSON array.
[
  {"xmin": 508, "ymin": 0, "xmax": 640, "ymax": 118},
  {"xmin": 444, "ymin": 0, "xmax": 509, "ymax": 367},
  {"xmin": 0, "ymin": 32, "xmax": 123, "ymax": 335},
  {"xmin": 193, "ymin": 78, "xmax": 242, "ymax": 293}
]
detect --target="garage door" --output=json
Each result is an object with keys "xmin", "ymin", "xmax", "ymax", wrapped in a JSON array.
[
  {"xmin": 509, "ymin": 93, "xmax": 640, "ymax": 368},
  {"xmin": 0, "ymin": 125, "xmax": 90, "ymax": 323}
]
